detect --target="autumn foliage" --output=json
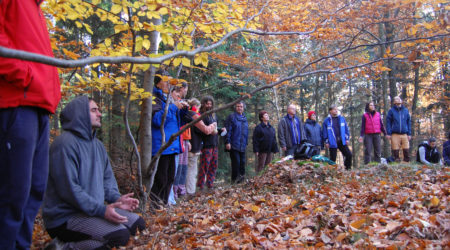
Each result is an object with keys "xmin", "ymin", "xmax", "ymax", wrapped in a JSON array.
[{"xmin": 32, "ymin": 160, "xmax": 449, "ymax": 248}]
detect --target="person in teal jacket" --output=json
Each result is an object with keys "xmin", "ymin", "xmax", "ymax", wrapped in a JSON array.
[
  {"xmin": 43, "ymin": 96, "xmax": 145, "ymax": 249},
  {"xmin": 322, "ymin": 105, "xmax": 353, "ymax": 169}
]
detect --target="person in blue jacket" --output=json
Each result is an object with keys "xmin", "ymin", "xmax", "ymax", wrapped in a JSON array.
[
  {"xmin": 225, "ymin": 101, "xmax": 249, "ymax": 183},
  {"xmin": 386, "ymin": 96, "xmax": 411, "ymax": 162},
  {"xmin": 151, "ymin": 69, "xmax": 188, "ymax": 206},
  {"xmin": 322, "ymin": 105, "xmax": 353, "ymax": 169}
]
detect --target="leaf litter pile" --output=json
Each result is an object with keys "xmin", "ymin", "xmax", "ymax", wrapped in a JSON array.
[{"xmin": 32, "ymin": 161, "xmax": 449, "ymax": 249}]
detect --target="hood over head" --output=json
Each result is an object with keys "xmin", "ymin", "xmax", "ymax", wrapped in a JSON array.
[{"xmin": 60, "ymin": 95, "xmax": 93, "ymax": 140}]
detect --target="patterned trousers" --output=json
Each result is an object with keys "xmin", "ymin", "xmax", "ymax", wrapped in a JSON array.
[
  {"xmin": 46, "ymin": 208, "xmax": 145, "ymax": 249},
  {"xmin": 197, "ymin": 147, "xmax": 218, "ymax": 189}
]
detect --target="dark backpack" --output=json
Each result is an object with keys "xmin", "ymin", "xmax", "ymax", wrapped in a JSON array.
[{"xmin": 294, "ymin": 142, "xmax": 319, "ymax": 160}]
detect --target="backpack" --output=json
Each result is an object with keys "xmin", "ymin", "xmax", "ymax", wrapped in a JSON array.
[{"xmin": 294, "ymin": 142, "xmax": 319, "ymax": 160}]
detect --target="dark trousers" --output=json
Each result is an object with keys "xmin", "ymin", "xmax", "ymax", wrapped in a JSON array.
[
  {"xmin": 151, "ymin": 154, "xmax": 176, "ymax": 205},
  {"xmin": 230, "ymin": 149, "xmax": 246, "ymax": 183},
  {"xmin": 0, "ymin": 107, "xmax": 50, "ymax": 249},
  {"xmin": 329, "ymin": 141, "xmax": 352, "ymax": 169},
  {"xmin": 363, "ymin": 133, "xmax": 381, "ymax": 164}
]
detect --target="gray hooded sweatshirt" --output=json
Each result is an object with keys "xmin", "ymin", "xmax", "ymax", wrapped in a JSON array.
[{"xmin": 43, "ymin": 96, "xmax": 121, "ymax": 229}]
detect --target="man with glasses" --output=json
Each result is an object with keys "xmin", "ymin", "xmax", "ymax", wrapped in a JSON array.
[{"xmin": 386, "ymin": 97, "xmax": 411, "ymax": 162}]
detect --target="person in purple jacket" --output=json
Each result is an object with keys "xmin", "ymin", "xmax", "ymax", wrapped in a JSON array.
[{"xmin": 358, "ymin": 102, "xmax": 386, "ymax": 164}]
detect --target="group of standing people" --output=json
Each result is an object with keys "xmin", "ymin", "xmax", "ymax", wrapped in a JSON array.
[{"xmin": 150, "ymin": 70, "xmax": 252, "ymax": 211}]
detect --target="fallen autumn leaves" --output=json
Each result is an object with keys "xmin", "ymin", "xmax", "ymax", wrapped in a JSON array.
[{"xmin": 32, "ymin": 161, "xmax": 449, "ymax": 249}]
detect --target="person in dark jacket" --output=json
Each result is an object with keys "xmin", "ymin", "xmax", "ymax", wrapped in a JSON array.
[
  {"xmin": 443, "ymin": 131, "xmax": 450, "ymax": 166},
  {"xmin": 197, "ymin": 96, "xmax": 222, "ymax": 190},
  {"xmin": 359, "ymin": 102, "xmax": 386, "ymax": 164},
  {"xmin": 278, "ymin": 104, "xmax": 306, "ymax": 156},
  {"xmin": 0, "ymin": 1, "xmax": 62, "ymax": 248},
  {"xmin": 416, "ymin": 137, "xmax": 442, "ymax": 165},
  {"xmin": 225, "ymin": 101, "xmax": 249, "ymax": 183},
  {"xmin": 42, "ymin": 96, "xmax": 145, "ymax": 249},
  {"xmin": 253, "ymin": 111, "xmax": 279, "ymax": 173},
  {"xmin": 185, "ymin": 98, "xmax": 216, "ymax": 195},
  {"xmin": 151, "ymin": 70, "xmax": 188, "ymax": 205},
  {"xmin": 322, "ymin": 105, "xmax": 353, "ymax": 170},
  {"xmin": 386, "ymin": 96, "xmax": 411, "ymax": 162},
  {"xmin": 304, "ymin": 111, "xmax": 323, "ymax": 152}
]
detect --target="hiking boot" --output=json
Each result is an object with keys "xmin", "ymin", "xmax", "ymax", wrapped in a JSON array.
[
  {"xmin": 392, "ymin": 150, "xmax": 400, "ymax": 162},
  {"xmin": 402, "ymin": 149, "xmax": 410, "ymax": 162}
]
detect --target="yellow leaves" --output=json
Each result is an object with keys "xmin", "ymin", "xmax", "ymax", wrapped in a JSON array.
[
  {"xmin": 158, "ymin": 7, "xmax": 168, "ymax": 15},
  {"xmin": 83, "ymin": 23, "xmax": 93, "ymax": 35},
  {"xmin": 114, "ymin": 24, "xmax": 129, "ymax": 34},
  {"xmin": 147, "ymin": 11, "xmax": 161, "ymax": 20},
  {"xmin": 379, "ymin": 66, "xmax": 392, "ymax": 72},
  {"xmin": 172, "ymin": 57, "xmax": 190, "ymax": 67},
  {"xmin": 430, "ymin": 196, "xmax": 439, "ymax": 207},
  {"xmin": 161, "ymin": 33, "xmax": 174, "ymax": 46},
  {"xmin": 104, "ymin": 38, "xmax": 112, "ymax": 47},
  {"xmin": 92, "ymin": 0, "xmax": 101, "ymax": 5},
  {"xmin": 110, "ymin": 4, "xmax": 122, "ymax": 14},
  {"xmin": 142, "ymin": 39, "xmax": 151, "ymax": 50},
  {"xmin": 194, "ymin": 53, "xmax": 209, "ymax": 67}
]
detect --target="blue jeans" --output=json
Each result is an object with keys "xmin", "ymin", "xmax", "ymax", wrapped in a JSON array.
[{"xmin": 0, "ymin": 107, "xmax": 50, "ymax": 249}]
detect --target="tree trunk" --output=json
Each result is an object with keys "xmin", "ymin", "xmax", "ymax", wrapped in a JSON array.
[
  {"xmin": 384, "ymin": 11, "xmax": 397, "ymax": 104},
  {"xmin": 410, "ymin": 63, "xmax": 420, "ymax": 154},
  {"xmin": 272, "ymin": 86, "xmax": 281, "ymax": 122},
  {"xmin": 110, "ymin": 90, "xmax": 122, "ymax": 165},
  {"xmin": 138, "ymin": 17, "xmax": 162, "ymax": 208},
  {"xmin": 379, "ymin": 23, "xmax": 390, "ymax": 158},
  {"xmin": 299, "ymin": 82, "xmax": 304, "ymax": 120},
  {"xmin": 349, "ymin": 80, "xmax": 358, "ymax": 168}
]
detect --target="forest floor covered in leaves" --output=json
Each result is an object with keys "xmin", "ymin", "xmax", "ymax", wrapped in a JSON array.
[{"xmin": 32, "ymin": 160, "xmax": 449, "ymax": 249}]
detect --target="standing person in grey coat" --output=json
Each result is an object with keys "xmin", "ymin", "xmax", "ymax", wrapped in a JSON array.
[
  {"xmin": 304, "ymin": 111, "xmax": 323, "ymax": 152},
  {"xmin": 42, "ymin": 96, "xmax": 145, "ymax": 249},
  {"xmin": 278, "ymin": 104, "xmax": 306, "ymax": 156}
]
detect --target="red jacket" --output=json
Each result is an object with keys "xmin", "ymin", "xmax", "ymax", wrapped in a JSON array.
[{"xmin": 0, "ymin": 0, "xmax": 61, "ymax": 113}]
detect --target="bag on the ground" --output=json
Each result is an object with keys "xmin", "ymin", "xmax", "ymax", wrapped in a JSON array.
[{"xmin": 294, "ymin": 142, "xmax": 319, "ymax": 160}]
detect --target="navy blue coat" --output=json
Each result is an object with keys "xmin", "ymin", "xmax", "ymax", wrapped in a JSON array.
[
  {"xmin": 225, "ymin": 112, "xmax": 249, "ymax": 152},
  {"xmin": 386, "ymin": 105, "xmax": 411, "ymax": 135},
  {"xmin": 253, "ymin": 122, "xmax": 279, "ymax": 153},
  {"xmin": 304, "ymin": 119, "xmax": 323, "ymax": 147}
]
